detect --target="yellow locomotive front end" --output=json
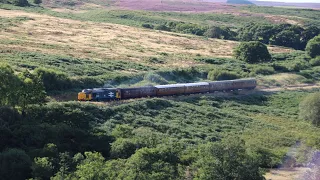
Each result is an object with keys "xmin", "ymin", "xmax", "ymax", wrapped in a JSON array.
[{"xmin": 78, "ymin": 89, "xmax": 93, "ymax": 101}]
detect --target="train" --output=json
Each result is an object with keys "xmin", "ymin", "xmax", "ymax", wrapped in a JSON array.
[{"xmin": 78, "ymin": 78, "xmax": 257, "ymax": 101}]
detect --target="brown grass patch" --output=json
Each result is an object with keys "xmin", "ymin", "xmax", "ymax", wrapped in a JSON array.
[
  {"xmin": 0, "ymin": 9, "xmax": 292, "ymax": 68},
  {"xmin": 264, "ymin": 167, "xmax": 310, "ymax": 180}
]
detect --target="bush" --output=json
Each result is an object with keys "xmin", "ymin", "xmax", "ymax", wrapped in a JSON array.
[
  {"xmin": 33, "ymin": 0, "xmax": 42, "ymax": 4},
  {"xmin": 287, "ymin": 60, "xmax": 309, "ymax": 72},
  {"xmin": 147, "ymin": 57, "xmax": 164, "ymax": 64},
  {"xmin": 234, "ymin": 41, "xmax": 271, "ymax": 63},
  {"xmin": 310, "ymin": 57, "xmax": 320, "ymax": 66},
  {"xmin": 207, "ymin": 69, "xmax": 240, "ymax": 81},
  {"xmin": 154, "ymin": 24, "xmax": 171, "ymax": 31},
  {"xmin": 299, "ymin": 92, "xmax": 320, "ymax": 126},
  {"xmin": 306, "ymin": 35, "xmax": 320, "ymax": 58},
  {"xmin": 34, "ymin": 68, "xmax": 72, "ymax": 91},
  {"xmin": 141, "ymin": 23, "xmax": 154, "ymax": 29},
  {"xmin": 144, "ymin": 72, "xmax": 168, "ymax": 84},
  {"xmin": 0, "ymin": 149, "xmax": 32, "ymax": 180},
  {"xmin": 254, "ymin": 66, "xmax": 275, "ymax": 75},
  {"xmin": 11, "ymin": 0, "xmax": 29, "ymax": 6},
  {"xmin": 193, "ymin": 137, "xmax": 264, "ymax": 180}
]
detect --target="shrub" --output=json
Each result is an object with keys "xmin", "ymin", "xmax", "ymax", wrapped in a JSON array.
[
  {"xmin": 147, "ymin": 57, "xmax": 164, "ymax": 64},
  {"xmin": 306, "ymin": 35, "xmax": 320, "ymax": 58},
  {"xmin": 33, "ymin": 0, "xmax": 42, "ymax": 4},
  {"xmin": 254, "ymin": 66, "xmax": 275, "ymax": 75},
  {"xmin": 204, "ymin": 26, "xmax": 223, "ymax": 38},
  {"xmin": 310, "ymin": 57, "xmax": 320, "ymax": 66},
  {"xmin": 193, "ymin": 137, "xmax": 264, "ymax": 180},
  {"xmin": 207, "ymin": 69, "xmax": 240, "ymax": 81},
  {"xmin": 299, "ymin": 92, "xmax": 320, "ymax": 126},
  {"xmin": 144, "ymin": 72, "xmax": 168, "ymax": 84},
  {"xmin": 287, "ymin": 60, "xmax": 309, "ymax": 72},
  {"xmin": 34, "ymin": 68, "xmax": 72, "ymax": 91},
  {"xmin": 141, "ymin": 23, "xmax": 154, "ymax": 29},
  {"xmin": 154, "ymin": 24, "xmax": 171, "ymax": 31},
  {"xmin": 0, "ymin": 149, "xmax": 32, "ymax": 180},
  {"xmin": 234, "ymin": 41, "xmax": 271, "ymax": 64},
  {"xmin": 11, "ymin": 0, "xmax": 29, "ymax": 6}
]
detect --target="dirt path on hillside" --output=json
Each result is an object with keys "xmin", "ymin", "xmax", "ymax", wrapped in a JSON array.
[{"xmin": 265, "ymin": 167, "xmax": 310, "ymax": 180}]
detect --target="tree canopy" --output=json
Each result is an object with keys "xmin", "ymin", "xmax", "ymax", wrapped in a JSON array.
[
  {"xmin": 233, "ymin": 41, "xmax": 271, "ymax": 63},
  {"xmin": 299, "ymin": 92, "xmax": 320, "ymax": 126},
  {"xmin": 306, "ymin": 35, "xmax": 320, "ymax": 58}
]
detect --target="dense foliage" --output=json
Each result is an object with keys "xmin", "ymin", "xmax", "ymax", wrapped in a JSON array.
[
  {"xmin": 299, "ymin": 92, "xmax": 320, "ymax": 126},
  {"xmin": 306, "ymin": 35, "xmax": 320, "ymax": 58},
  {"xmin": 238, "ymin": 23, "xmax": 320, "ymax": 50},
  {"xmin": 1, "ymin": 2, "xmax": 320, "ymax": 179},
  {"xmin": 234, "ymin": 41, "xmax": 271, "ymax": 63},
  {"xmin": 0, "ymin": 64, "xmax": 46, "ymax": 109},
  {"xmin": 207, "ymin": 68, "xmax": 240, "ymax": 81},
  {"xmin": 1, "ymin": 73, "xmax": 320, "ymax": 179}
]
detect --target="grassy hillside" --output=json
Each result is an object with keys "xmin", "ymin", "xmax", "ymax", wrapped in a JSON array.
[{"xmin": 1, "ymin": 1, "xmax": 320, "ymax": 179}]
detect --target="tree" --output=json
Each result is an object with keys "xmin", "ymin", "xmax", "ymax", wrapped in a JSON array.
[
  {"xmin": 299, "ymin": 92, "xmax": 320, "ymax": 126},
  {"xmin": 33, "ymin": 0, "xmax": 42, "ymax": 4},
  {"xmin": 205, "ymin": 26, "xmax": 236, "ymax": 40},
  {"xmin": 34, "ymin": 68, "xmax": 71, "ymax": 91},
  {"xmin": 0, "ymin": 149, "xmax": 32, "ymax": 180},
  {"xmin": 204, "ymin": 26, "xmax": 224, "ymax": 39},
  {"xmin": 193, "ymin": 137, "xmax": 264, "ymax": 180},
  {"xmin": 12, "ymin": 0, "xmax": 29, "ymax": 6},
  {"xmin": 271, "ymin": 30, "xmax": 301, "ymax": 49},
  {"xmin": 234, "ymin": 41, "xmax": 271, "ymax": 63},
  {"xmin": 111, "ymin": 124, "xmax": 134, "ymax": 138},
  {"xmin": 0, "ymin": 64, "xmax": 21, "ymax": 106},
  {"xmin": 301, "ymin": 26, "xmax": 320, "ymax": 48},
  {"xmin": 123, "ymin": 145, "xmax": 183, "ymax": 180},
  {"xmin": 110, "ymin": 138, "xmax": 137, "ymax": 158},
  {"xmin": 18, "ymin": 70, "xmax": 46, "ymax": 112},
  {"xmin": 31, "ymin": 157, "xmax": 54, "ymax": 179},
  {"xmin": 74, "ymin": 152, "xmax": 108, "ymax": 180},
  {"xmin": 306, "ymin": 35, "xmax": 320, "ymax": 58}
]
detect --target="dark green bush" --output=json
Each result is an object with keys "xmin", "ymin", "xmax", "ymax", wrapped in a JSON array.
[
  {"xmin": 234, "ymin": 41, "xmax": 271, "ymax": 64},
  {"xmin": 254, "ymin": 66, "xmax": 275, "ymax": 75},
  {"xmin": 306, "ymin": 35, "xmax": 320, "ymax": 58},
  {"xmin": 207, "ymin": 69, "xmax": 240, "ymax": 81},
  {"xmin": 34, "ymin": 68, "xmax": 72, "ymax": 91},
  {"xmin": 310, "ymin": 57, "xmax": 320, "ymax": 66},
  {"xmin": 147, "ymin": 57, "xmax": 165, "ymax": 64},
  {"xmin": 299, "ymin": 92, "xmax": 320, "ymax": 126},
  {"xmin": 155, "ymin": 24, "xmax": 171, "ymax": 31},
  {"xmin": 141, "ymin": 23, "xmax": 154, "ymax": 29},
  {"xmin": 11, "ymin": 0, "xmax": 29, "ymax": 6},
  {"xmin": 0, "ymin": 149, "xmax": 32, "ymax": 180},
  {"xmin": 33, "ymin": 0, "xmax": 42, "ymax": 4}
]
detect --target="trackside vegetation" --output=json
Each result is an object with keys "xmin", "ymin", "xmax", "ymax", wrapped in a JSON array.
[
  {"xmin": 2, "ymin": 86, "xmax": 320, "ymax": 179},
  {"xmin": 1, "ymin": 0, "xmax": 320, "ymax": 179}
]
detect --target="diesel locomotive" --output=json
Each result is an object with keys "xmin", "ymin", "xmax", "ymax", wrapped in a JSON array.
[{"xmin": 78, "ymin": 78, "xmax": 257, "ymax": 101}]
